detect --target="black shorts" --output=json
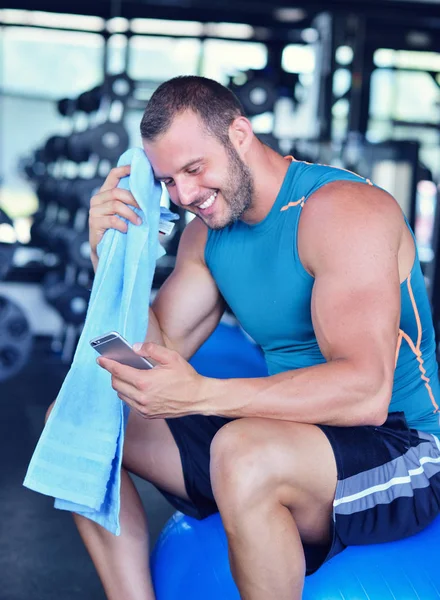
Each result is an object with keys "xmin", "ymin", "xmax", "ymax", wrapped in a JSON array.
[{"xmin": 161, "ymin": 412, "xmax": 440, "ymax": 575}]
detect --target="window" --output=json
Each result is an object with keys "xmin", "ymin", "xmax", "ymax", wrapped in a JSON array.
[
  {"xmin": 2, "ymin": 26, "xmax": 104, "ymax": 98},
  {"xmin": 202, "ymin": 39, "xmax": 267, "ymax": 84},
  {"xmin": 128, "ymin": 36, "xmax": 201, "ymax": 81}
]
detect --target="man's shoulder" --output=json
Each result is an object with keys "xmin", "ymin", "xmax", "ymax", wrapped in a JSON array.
[
  {"xmin": 298, "ymin": 179, "xmax": 404, "ymax": 273},
  {"xmin": 304, "ymin": 178, "xmax": 401, "ymax": 223}
]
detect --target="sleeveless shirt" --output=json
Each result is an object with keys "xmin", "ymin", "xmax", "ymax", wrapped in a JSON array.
[{"xmin": 205, "ymin": 160, "xmax": 440, "ymax": 435}]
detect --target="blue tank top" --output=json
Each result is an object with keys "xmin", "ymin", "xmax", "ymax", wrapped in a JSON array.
[{"xmin": 205, "ymin": 160, "xmax": 440, "ymax": 436}]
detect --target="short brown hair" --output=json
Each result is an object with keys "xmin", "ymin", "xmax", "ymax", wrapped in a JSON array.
[{"xmin": 140, "ymin": 75, "xmax": 245, "ymax": 147}]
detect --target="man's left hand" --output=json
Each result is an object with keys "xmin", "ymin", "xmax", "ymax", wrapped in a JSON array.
[{"xmin": 97, "ymin": 342, "xmax": 206, "ymax": 419}]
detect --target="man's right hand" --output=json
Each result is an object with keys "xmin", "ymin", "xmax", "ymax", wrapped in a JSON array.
[{"xmin": 88, "ymin": 165, "xmax": 142, "ymax": 270}]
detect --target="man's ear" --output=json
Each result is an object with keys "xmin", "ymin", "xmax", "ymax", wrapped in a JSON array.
[{"xmin": 228, "ymin": 116, "xmax": 254, "ymax": 158}]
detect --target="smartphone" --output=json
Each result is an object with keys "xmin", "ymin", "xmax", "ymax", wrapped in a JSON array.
[{"xmin": 90, "ymin": 331, "xmax": 155, "ymax": 369}]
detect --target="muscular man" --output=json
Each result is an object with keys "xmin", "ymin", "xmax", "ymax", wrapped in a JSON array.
[{"xmin": 80, "ymin": 76, "xmax": 440, "ymax": 599}]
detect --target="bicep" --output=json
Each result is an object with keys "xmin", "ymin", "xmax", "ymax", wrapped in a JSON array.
[
  {"xmin": 311, "ymin": 264, "xmax": 400, "ymax": 376},
  {"xmin": 302, "ymin": 183, "xmax": 402, "ymax": 393},
  {"xmin": 152, "ymin": 219, "xmax": 225, "ymax": 359}
]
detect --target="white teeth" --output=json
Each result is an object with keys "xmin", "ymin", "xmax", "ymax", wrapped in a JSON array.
[{"xmin": 200, "ymin": 191, "xmax": 217, "ymax": 210}]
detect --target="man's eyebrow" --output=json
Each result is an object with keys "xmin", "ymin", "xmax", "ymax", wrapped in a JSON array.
[{"xmin": 154, "ymin": 158, "xmax": 203, "ymax": 180}]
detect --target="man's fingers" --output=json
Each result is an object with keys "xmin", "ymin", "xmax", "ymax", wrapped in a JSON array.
[
  {"xmin": 100, "ymin": 165, "xmax": 131, "ymax": 192},
  {"xmin": 89, "ymin": 198, "xmax": 141, "ymax": 227},
  {"xmin": 90, "ymin": 187, "xmax": 140, "ymax": 211},
  {"xmin": 133, "ymin": 342, "xmax": 176, "ymax": 366},
  {"xmin": 97, "ymin": 357, "xmax": 150, "ymax": 393},
  {"xmin": 116, "ymin": 393, "xmax": 141, "ymax": 413},
  {"xmin": 97, "ymin": 356, "xmax": 137, "ymax": 381},
  {"xmin": 111, "ymin": 377, "xmax": 140, "ymax": 400},
  {"xmin": 88, "ymin": 166, "xmax": 142, "ymax": 258}
]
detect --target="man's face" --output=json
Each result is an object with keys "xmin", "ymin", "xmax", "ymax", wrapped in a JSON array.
[{"xmin": 143, "ymin": 111, "xmax": 254, "ymax": 230}]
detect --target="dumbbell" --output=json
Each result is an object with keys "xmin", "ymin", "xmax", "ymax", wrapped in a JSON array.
[
  {"xmin": 44, "ymin": 135, "xmax": 69, "ymax": 162},
  {"xmin": 0, "ymin": 296, "xmax": 33, "ymax": 381},
  {"xmin": 36, "ymin": 176, "xmax": 82, "ymax": 213},
  {"xmin": 49, "ymin": 226, "xmax": 91, "ymax": 270},
  {"xmin": 58, "ymin": 77, "xmax": 132, "ymax": 118},
  {"xmin": 29, "ymin": 210, "xmax": 49, "ymax": 248},
  {"xmin": 66, "ymin": 132, "xmax": 93, "ymax": 163},
  {"xmin": 66, "ymin": 122, "xmax": 129, "ymax": 163},
  {"xmin": 37, "ymin": 174, "xmax": 103, "ymax": 213},
  {"xmin": 36, "ymin": 177, "xmax": 61, "ymax": 207},
  {"xmin": 43, "ymin": 272, "xmax": 90, "ymax": 325},
  {"xmin": 229, "ymin": 70, "xmax": 278, "ymax": 116},
  {"xmin": 0, "ymin": 210, "xmax": 16, "ymax": 281},
  {"xmin": 0, "ymin": 243, "xmax": 15, "ymax": 281},
  {"xmin": 55, "ymin": 178, "xmax": 83, "ymax": 213},
  {"xmin": 66, "ymin": 230, "xmax": 91, "ymax": 271},
  {"xmin": 57, "ymin": 97, "xmax": 77, "ymax": 118},
  {"xmin": 20, "ymin": 154, "xmax": 47, "ymax": 182},
  {"xmin": 91, "ymin": 122, "xmax": 130, "ymax": 161},
  {"xmin": 77, "ymin": 85, "xmax": 103, "ymax": 114},
  {"xmin": 74, "ymin": 177, "xmax": 105, "ymax": 209},
  {"xmin": 106, "ymin": 73, "xmax": 135, "ymax": 102},
  {"xmin": 33, "ymin": 219, "xmax": 62, "ymax": 253}
]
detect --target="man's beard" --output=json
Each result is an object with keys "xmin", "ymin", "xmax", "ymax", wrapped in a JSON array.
[{"xmin": 203, "ymin": 145, "xmax": 254, "ymax": 231}]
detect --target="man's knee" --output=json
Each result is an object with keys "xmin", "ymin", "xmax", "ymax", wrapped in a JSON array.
[
  {"xmin": 210, "ymin": 418, "xmax": 297, "ymax": 509},
  {"xmin": 210, "ymin": 419, "xmax": 337, "ymax": 509},
  {"xmin": 45, "ymin": 401, "xmax": 55, "ymax": 424}
]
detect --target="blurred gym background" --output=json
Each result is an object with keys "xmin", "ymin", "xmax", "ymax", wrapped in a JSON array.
[{"xmin": 1, "ymin": 0, "xmax": 440, "ymax": 598}]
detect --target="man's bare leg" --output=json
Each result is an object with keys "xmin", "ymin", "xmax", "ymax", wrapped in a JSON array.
[
  {"xmin": 46, "ymin": 405, "xmax": 190, "ymax": 600},
  {"xmin": 210, "ymin": 418, "xmax": 337, "ymax": 600},
  {"xmin": 74, "ymin": 467, "xmax": 155, "ymax": 600}
]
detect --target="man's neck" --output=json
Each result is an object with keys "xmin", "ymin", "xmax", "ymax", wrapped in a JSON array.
[{"xmin": 240, "ymin": 151, "xmax": 292, "ymax": 225}]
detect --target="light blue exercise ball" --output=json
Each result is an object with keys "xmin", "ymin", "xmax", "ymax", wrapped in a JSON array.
[{"xmin": 151, "ymin": 511, "xmax": 440, "ymax": 600}]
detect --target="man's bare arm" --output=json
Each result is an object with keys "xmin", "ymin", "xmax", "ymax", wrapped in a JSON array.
[
  {"xmin": 150, "ymin": 217, "xmax": 226, "ymax": 360},
  {"xmin": 196, "ymin": 182, "xmax": 405, "ymax": 427}
]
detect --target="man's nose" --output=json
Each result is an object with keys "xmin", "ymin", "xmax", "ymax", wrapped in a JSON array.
[{"xmin": 175, "ymin": 179, "xmax": 199, "ymax": 207}]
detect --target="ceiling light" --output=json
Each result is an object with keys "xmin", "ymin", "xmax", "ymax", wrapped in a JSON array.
[{"xmin": 273, "ymin": 8, "xmax": 307, "ymax": 23}]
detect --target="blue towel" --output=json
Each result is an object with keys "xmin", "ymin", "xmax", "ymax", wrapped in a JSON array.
[{"xmin": 23, "ymin": 148, "xmax": 178, "ymax": 535}]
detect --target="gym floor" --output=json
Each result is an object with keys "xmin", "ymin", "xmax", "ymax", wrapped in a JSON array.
[{"xmin": 1, "ymin": 337, "xmax": 175, "ymax": 600}]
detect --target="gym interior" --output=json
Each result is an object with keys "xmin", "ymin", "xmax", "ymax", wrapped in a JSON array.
[{"xmin": 1, "ymin": 0, "xmax": 440, "ymax": 598}]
